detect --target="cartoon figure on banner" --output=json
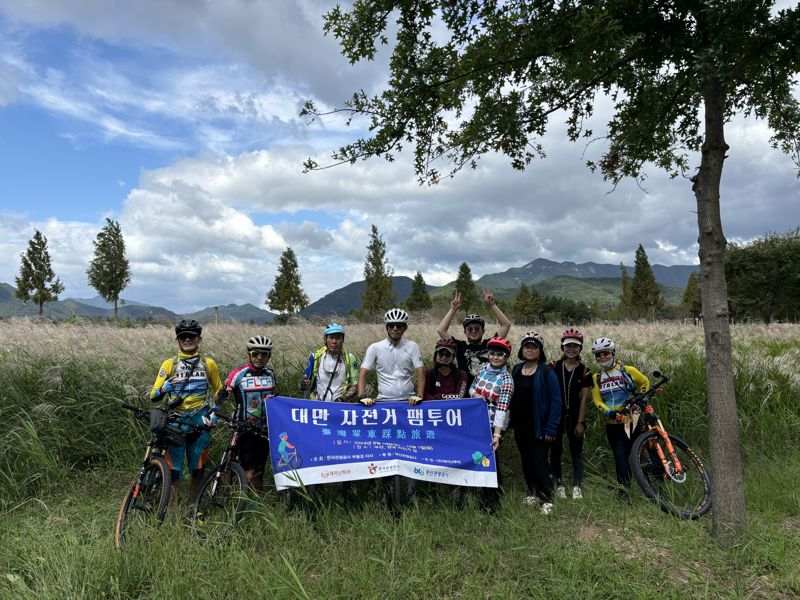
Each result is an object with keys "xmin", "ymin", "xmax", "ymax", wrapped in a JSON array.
[{"xmin": 274, "ymin": 432, "xmax": 303, "ymax": 471}]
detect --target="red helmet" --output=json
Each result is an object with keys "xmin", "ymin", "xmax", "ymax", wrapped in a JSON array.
[
  {"xmin": 561, "ymin": 328, "xmax": 584, "ymax": 346},
  {"xmin": 434, "ymin": 338, "xmax": 457, "ymax": 355},
  {"xmin": 486, "ymin": 336, "xmax": 512, "ymax": 355}
]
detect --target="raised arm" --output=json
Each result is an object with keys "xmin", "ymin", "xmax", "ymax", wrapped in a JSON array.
[
  {"xmin": 484, "ymin": 288, "xmax": 512, "ymax": 338},
  {"xmin": 436, "ymin": 291, "xmax": 461, "ymax": 338}
]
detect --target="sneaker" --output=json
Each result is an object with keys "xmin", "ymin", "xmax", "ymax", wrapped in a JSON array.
[
  {"xmin": 556, "ymin": 485, "xmax": 567, "ymax": 499},
  {"xmin": 572, "ymin": 486, "xmax": 583, "ymax": 500},
  {"xmin": 522, "ymin": 495, "xmax": 538, "ymax": 506},
  {"xmin": 540, "ymin": 502, "xmax": 554, "ymax": 515}
]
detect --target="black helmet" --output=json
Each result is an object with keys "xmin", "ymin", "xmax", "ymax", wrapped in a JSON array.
[{"xmin": 175, "ymin": 319, "xmax": 202, "ymax": 337}]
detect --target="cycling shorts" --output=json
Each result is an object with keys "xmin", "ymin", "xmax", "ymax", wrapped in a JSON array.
[
  {"xmin": 165, "ymin": 410, "xmax": 211, "ymax": 476},
  {"xmin": 237, "ymin": 430, "xmax": 270, "ymax": 472}
]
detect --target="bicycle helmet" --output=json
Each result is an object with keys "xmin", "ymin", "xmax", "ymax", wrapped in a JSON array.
[
  {"xmin": 384, "ymin": 308, "xmax": 409, "ymax": 324},
  {"xmin": 518, "ymin": 331, "xmax": 545, "ymax": 360},
  {"xmin": 175, "ymin": 319, "xmax": 202, "ymax": 337},
  {"xmin": 323, "ymin": 323, "xmax": 345, "ymax": 336},
  {"xmin": 434, "ymin": 338, "xmax": 457, "ymax": 356},
  {"xmin": 246, "ymin": 335, "xmax": 273, "ymax": 352},
  {"xmin": 462, "ymin": 314, "xmax": 486, "ymax": 329},
  {"xmin": 561, "ymin": 328, "xmax": 584, "ymax": 346},
  {"xmin": 591, "ymin": 337, "xmax": 616, "ymax": 355},
  {"xmin": 486, "ymin": 336, "xmax": 512, "ymax": 355}
]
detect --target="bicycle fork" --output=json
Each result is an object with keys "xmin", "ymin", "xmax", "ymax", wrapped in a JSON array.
[{"xmin": 644, "ymin": 408, "xmax": 685, "ymax": 479}]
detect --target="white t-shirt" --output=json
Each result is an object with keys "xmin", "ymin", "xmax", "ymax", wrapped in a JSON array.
[{"xmin": 361, "ymin": 338, "xmax": 424, "ymax": 401}]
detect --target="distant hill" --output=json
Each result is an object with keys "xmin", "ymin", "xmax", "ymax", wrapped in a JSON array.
[
  {"xmin": 301, "ymin": 276, "xmax": 436, "ymax": 318},
  {"xmin": 185, "ymin": 303, "xmax": 276, "ymax": 324},
  {"xmin": 473, "ymin": 258, "xmax": 697, "ymax": 289}
]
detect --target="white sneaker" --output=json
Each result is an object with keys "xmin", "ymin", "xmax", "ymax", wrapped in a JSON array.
[
  {"xmin": 522, "ymin": 495, "xmax": 538, "ymax": 506},
  {"xmin": 556, "ymin": 485, "xmax": 567, "ymax": 499},
  {"xmin": 572, "ymin": 486, "xmax": 583, "ymax": 500},
  {"xmin": 540, "ymin": 502, "xmax": 554, "ymax": 515}
]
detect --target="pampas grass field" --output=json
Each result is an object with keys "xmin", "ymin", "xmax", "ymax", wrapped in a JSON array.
[{"xmin": 0, "ymin": 318, "xmax": 798, "ymax": 599}]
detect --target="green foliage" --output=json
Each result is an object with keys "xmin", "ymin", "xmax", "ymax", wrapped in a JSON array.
[
  {"xmin": 405, "ymin": 271, "xmax": 432, "ymax": 311},
  {"xmin": 454, "ymin": 263, "xmax": 480, "ymax": 313},
  {"xmin": 87, "ymin": 218, "xmax": 131, "ymax": 323},
  {"xmin": 726, "ymin": 229, "xmax": 800, "ymax": 323},
  {"xmin": 267, "ymin": 247, "xmax": 310, "ymax": 314},
  {"xmin": 682, "ymin": 272, "xmax": 702, "ymax": 319},
  {"xmin": 15, "ymin": 230, "xmax": 64, "ymax": 317},
  {"xmin": 361, "ymin": 225, "xmax": 395, "ymax": 315},
  {"xmin": 631, "ymin": 245, "xmax": 664, "ymax": 319},
  {"xmin": 511, "ymin": 283, "xmax": 543, "ymax": 324}
]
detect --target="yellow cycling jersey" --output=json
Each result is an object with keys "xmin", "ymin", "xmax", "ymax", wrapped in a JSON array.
[{"xmin": 150, "ymin": 351, "xmax": 223, "ymax": 411}]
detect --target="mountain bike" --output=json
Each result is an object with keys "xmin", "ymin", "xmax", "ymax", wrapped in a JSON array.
[
  {"xmin": 114, "ymin": 400, "xmax": 208, "ymax": 549},
  {"xmin": 191, "ymin": 409, "xmax": 253, "ymax": 541},
  {"xmin": 620, "ymin": 371, "xmax": 713, "ymax": 519}
]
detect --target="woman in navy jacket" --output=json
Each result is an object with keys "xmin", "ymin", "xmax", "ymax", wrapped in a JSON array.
[{"xmin": 510, "ymin": 331, "xmax": 562, "ymax": 514}]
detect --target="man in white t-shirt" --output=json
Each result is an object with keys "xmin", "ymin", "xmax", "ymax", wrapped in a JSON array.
[
  {"xmin": 358, "ymin": 308, "xmax": 425, "ymax": 405},
  {"xmin": 357, "ymin": 307, "xmax": 425, "ymax": 508}
]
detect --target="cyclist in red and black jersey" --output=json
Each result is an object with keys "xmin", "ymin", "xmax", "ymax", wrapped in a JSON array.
[{"xmin": 225, "ymin": 335, "xmax": 277, "ymax": 490}]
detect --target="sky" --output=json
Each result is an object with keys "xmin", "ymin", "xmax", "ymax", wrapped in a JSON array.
[{"xmin": 0, "ymin": 1, "xmax": 798, "ymax": 313}]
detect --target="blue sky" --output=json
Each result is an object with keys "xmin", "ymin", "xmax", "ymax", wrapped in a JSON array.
[{"xmin": 0, "ymin": 1, "xmax": 798, "ymax": 313}]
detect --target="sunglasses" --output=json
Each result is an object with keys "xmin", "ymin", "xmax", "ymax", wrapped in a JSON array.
[
  {"xmin": 487, "ymin": 350, "xmax": 507, "ymax": 358},
  {"xmin": 178, "ymin": 334, "xmax": 199, "ymax": 342},
  {"xmin": 594, "ymin": 350, "xmax": 613, "ymax": 358},
  {"xmin": 387, "ymin": 323, "xmax": 407, "ymax": 329},
  {"xmin": 249, "ymin": 351, "xmax": 270, "ymax": 359}
]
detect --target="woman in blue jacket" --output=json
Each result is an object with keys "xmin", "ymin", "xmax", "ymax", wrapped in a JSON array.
[{"xmin": 510, "ymin": 331, "xmax": 562, "ymax": 514}]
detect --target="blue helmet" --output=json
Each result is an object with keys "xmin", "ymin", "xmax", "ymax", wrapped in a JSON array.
[{"xmin": 324, "ymin": 323, "xmax": 345, "ymax": 336}]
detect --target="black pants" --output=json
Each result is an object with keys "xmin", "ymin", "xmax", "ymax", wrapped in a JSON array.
[
  {"xmin": 605, "ymin": 423, "xmax": 640, "ymax": 486},
  {"xmin": 549, "ymin": 421, "xmax": 585, "ymax": 487},
  {"xmin": 514, "ymin": 432, "xmax": 553, "ymax": 503}
]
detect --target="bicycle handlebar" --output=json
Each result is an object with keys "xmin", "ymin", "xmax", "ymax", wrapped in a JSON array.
[{"xmin": 620, "ymin": 371, "xmax": 670, "ymax": 412}]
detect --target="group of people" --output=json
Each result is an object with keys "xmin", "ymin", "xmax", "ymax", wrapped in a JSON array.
[{"xmin": 149, "ymin": 290, "xmax": 651, "ymax": 514}]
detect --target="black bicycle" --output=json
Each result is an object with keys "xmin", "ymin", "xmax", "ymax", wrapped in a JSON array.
[
  {"xmin": 114, "ymin": 400, "xmax": 208, "ymax": 549},
  {"xmin": 620, "ymin": 372, "xmax": 713, "ymax": 519},
  {"xmin": 190, "ymin": 409, "xmax": 255, "ymax": 541}
]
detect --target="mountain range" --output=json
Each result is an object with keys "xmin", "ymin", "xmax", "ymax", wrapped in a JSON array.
[{"xmin": 0, "ymin": 258, "xmax": 696, "ymax": 322}]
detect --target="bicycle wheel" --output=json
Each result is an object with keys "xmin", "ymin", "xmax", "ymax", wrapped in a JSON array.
[
  {"xmin": 630, "ymin": 430, "xmax": 712, "ymax": 519},
  {"xmin": 288, "ymin": 453, "xmax": 303, "ymax": 469},
  {"xmin": 114, "ymin": 455, "xmax": 171, "ymax": 549},
  {"xmin": 192, "ymin": 461, "xmax": 248, "ymax": 541}
]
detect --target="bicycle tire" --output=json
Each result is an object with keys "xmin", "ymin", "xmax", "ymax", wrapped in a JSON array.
[
  {"xmin": 630, "ymin": 430, "xmax": 712, "ymax": 519},
  {"xmin": 288, "ymin": 453, "xmax": 303, "ymax": 469},
  {"xmin": 192, "ymin": 461, "xmax": 248, "ymax": 542},
  {"xmin": 114, "ymin": 455, "xmax": 171, "ymax": 549}
]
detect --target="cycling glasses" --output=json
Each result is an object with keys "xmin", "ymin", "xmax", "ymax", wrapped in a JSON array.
[
  {"xmin": 178, "ymin": 334, "xmax": 199, "ymax": 341},
  {"xmin": 594, "ymin": 350, "xmax": 613, "ymax": 358},
  {"xmin": 248, "ymin": 350, "xmax": 270, "ymax": 359},
  {"xmin": 487, "ymin": 350, "xmax": 508, "ymax": 358},
  {"xmin": 387, "ymin": 323, "xmax": 407, "ymax": 329}
]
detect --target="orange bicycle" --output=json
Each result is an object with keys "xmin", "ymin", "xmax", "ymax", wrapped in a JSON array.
[{"xmin": 622, "ymin": 371, "xmax": 712, "ymax": 519}]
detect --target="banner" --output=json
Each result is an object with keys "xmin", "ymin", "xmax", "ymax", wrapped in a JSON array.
[{"xmin": 265, "ymin": 396, "xmax": 497, "ymax": 490}]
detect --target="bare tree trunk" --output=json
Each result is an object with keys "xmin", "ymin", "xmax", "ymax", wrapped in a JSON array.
[
  {"xmin": 692, "ymin": 76, "xmax": 747, "ymax": 544},
  {"xmin": 114, "ymin": 298, "xmax": 119, "ymax": 324}
]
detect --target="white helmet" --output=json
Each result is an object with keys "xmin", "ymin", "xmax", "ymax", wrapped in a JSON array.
[
  {"xmin": 384, "ymin": 308, "xmax": 409, "ymax": 324},
  {"xmin": 591, "ymin": 337, "xmax": 615, "ymax": 355},
  {"xmin": 246, "ymin": 335, "xmax": 273, "ymax": 352}
]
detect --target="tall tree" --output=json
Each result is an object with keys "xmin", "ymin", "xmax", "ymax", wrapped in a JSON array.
[
  {"xmin": 307, "ymin": 1, "xmax": 800, "ymax": 539},
  {"xmin": 87, "ymin": 218, "xmax": 131, "ymax": 323},
  {"xmin": 406, "ymin": 271, "xmax": 432, "ymax": 311},
  {"xmin": 454, "ymin": 262, "xmax": 480, "ymax": 313},
  {"xmin": 682, "ymin": 272, "xmax": 702, "ymax": 320},
  {"xmin": 619, "ymin": 263, "xmax": 632, "ymax": 317},
  {"xmin": 267, "ymin": 247, "xmax": 309, "ymax": 315},
  {"xmin": 630, "ymin": 244, "xmax": 664, "ymax": 319},
  {"xmin": 726, "ymin": 229, "xmax": 800, "ymax": 324},
  {"xmin": 15, "ymin": 230, "xmax": 64, "ymax": 317},
  {"xmin": 361, "ymin": 225, "xmax": 395, "ymax": 315},
  {"xmin": 512, "ymin": 283, "xmax": 531, "ymax": 323}
]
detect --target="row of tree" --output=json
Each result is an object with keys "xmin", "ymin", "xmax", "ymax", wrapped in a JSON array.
[
  {"xmin": 15, "ymin": 223, "xmax": 800, "ymax": 325},
  {"xmin": 16, "ymin": 220, "xmax": 131, "ymax": 320}
]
